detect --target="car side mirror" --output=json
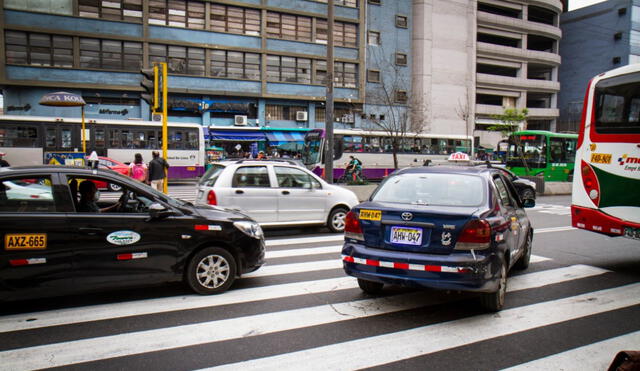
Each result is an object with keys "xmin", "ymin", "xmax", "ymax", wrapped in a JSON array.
[
  {"xmin": 522, "ymin": 198, "xmax": 535, "ymax": 208},
  {"xmin": 148, "ymin": 202, "xmax": 174, "ymax": 219}
]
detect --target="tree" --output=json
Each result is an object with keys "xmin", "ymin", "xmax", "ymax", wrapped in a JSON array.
[
  {"xmin": 489, "ymin": 107, "xmax": 530, "ymax": 173},
  {"xmin": 363, "ymin": 48, "xmax": 426, "ymax": 169}
]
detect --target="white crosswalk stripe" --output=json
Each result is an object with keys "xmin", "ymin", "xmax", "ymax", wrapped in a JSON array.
[
  {"xmin": 0, "ymin": 232, "xmax": 636, "ymax": 371},
  {"xmin": 530, "ymin": 203, "xmax": 571, "ymax": 215}
]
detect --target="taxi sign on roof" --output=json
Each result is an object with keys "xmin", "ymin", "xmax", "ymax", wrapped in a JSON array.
[{"xmin": 448, "ymin": 152, "xmax": 470, "ymax": 162}]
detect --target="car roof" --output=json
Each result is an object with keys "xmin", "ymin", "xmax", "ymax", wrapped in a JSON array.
[
  {"xmin": 397, "ymin": 165, "xmax": 496, "ymax": 177},
  {"xmin": 213, "ymin": 159, "xmax": 304, "ymax": 167},
  {"xmin": 0, "ymin": 165, "xmax": 129, "ymax": 177}
]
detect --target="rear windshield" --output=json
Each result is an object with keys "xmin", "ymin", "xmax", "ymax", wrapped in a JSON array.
[
  {"xmin": 594, "ymin": 73, "xmax": 640, "ymax": 134},
  {"xmin": 372, "ymin": 173, "xmax": 485, "ymax": 207},
  {"xmin": 199, "ymin": 164, "xmax": 225, "ymax": 186}
]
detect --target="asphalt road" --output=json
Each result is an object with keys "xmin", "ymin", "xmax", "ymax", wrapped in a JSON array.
[{"xmin": 0, "ymin": 192, "xmax": 638, "ymax": 371}]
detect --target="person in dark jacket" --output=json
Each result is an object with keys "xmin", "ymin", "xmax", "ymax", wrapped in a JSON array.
[
  {"xmin": 0, "ymin": 152, "xmax": 9, "ymax": 167},
  {"xmin": 148, "ymin": 151, "xmax": 170, "ymax": 192}
]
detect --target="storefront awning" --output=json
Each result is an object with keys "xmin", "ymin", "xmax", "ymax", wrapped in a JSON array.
[
  {"xmin": 207, "ymin": 130, "xmax": 266, "ymax": 141},
  {"xmin": 264, "ymin": 131, "xmax": 306, "ymax": 145}
]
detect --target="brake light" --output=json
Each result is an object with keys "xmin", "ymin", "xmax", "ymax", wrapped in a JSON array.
[
  {"xmin": 344, "ymin": 211, "xmax": 364, "ymax": 241},
  {"xmin": 207, "ymin": 190, "xmax": 217, "ymax": 205},
  {"xmin": 454, "ymin": 219, "xmax": 491, "ymax": 250},
  {"xmin": 580, "ymin": 160, "xmax": 600, "ymax": 206}
]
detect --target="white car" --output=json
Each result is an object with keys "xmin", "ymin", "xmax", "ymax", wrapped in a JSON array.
[{"xmin": 195, "ymin": 160, "xmax": 359, "ymax": 232}]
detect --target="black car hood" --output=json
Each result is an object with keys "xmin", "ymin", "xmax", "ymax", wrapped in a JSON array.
[{"xmin": 189, "ymin": 203, "xmax": 253, "ymax": 221}]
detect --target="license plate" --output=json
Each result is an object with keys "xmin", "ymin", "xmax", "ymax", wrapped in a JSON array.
[
  {"xmin": 390, "ymin": 226, "xmax": 423, "ymax": 245},
  {"xmin": 5, "ymin": 234, "xmax": 47, "ymax": 250},
  {"xmin": 624, "ymin": 227, "xmax": 640, "ymax": 240}
]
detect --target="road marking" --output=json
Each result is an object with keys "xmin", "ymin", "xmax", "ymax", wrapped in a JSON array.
[
  {"xmin": 0, "ymin": 265, "xmax": 616, "ymax": 370},
  {"xmin": 266, "ymin": 245, "xmax": 343, "ymax": 258},
  {"xmin": 210, "ymin": 283, "xmax": 640, "ymax": 371},
  {"xmin": 536, "ymin": 226, "xmax": 576, "ymax": 234},
  {"xmin": 266, "ymin": 235, "xmax": 344, "ymax": 247},
  {"xmin": 503, "ymin": 331, "xmax": 640, "ymax": 370}
]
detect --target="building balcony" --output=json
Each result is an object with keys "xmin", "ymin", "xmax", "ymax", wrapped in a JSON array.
[
  {"xmin": 476, "ymin": 73, "xmax": 560, "ymax": 92},
  {"xmin": 477, "ymin": 42, "xmax": 561, "ymax": 65},
  {"xmin": 476, "ymin": 104, "xmax": 506, "ymax": 116},
  {"xmin": 477, "ymin": 12, "xmax": 562, "ymax": 40},
  {"xmin": 527, "ymin": 107, "xmax": 559, "ymax": 118},
  {"xmin": 528, "ymin": 0, "xmax": 563, "ymax": 14}
]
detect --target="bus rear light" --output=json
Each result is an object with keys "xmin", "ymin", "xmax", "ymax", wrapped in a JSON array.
[
  {"xmin": 580, "ymin": 160, "xmax": 600, "ymax": 206},
  {"xmin": 345, "ymin": 211, "xmax": 364, "ymax": 241},
  {"xmin": 455, "ymin": 219, "xmax": 491, "ymax": 250},
  {"xmin": 207, "ymin": 190, "xmax": 217, "ymax": 205}
]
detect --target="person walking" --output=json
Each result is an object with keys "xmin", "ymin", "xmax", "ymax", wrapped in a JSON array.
[
  {"xmin": 148, "ymin": 150, "xmax": 170, "ymax": 192},
  {"xmin": 128, "ymin": 153, "xmax": 148, "ymax": 183},
  {"xmin": 0, "ymin": 152, "xmax": 9, "ymax": 167}
]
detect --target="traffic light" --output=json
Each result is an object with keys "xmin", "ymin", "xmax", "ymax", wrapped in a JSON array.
[{"xmin": 140, "ymin": 66, "xmax": 159, "ymax": 111}]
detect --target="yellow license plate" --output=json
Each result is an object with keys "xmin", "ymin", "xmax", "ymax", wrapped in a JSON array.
[
  {"xmin": 359, "ymin": 209, "xmax": 382, "ymax": 221},
  {"xmin": 5, "ymin": 234, "xmax": 47, "ymax": 250},
  {"xmin": 590, "ymin": 153, "xmax": 612, "ymax": 164}
]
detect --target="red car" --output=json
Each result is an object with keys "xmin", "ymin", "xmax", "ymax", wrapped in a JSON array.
[{"xmin": 88, "ymin": 157, "xmax": 130, "ymax": 191}]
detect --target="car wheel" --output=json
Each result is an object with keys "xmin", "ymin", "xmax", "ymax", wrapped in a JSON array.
[
  {"xmin": 186, "ymin": 247, "xmax": 237, "ymax": 295},
  {"xmin": 520, "ymin": 188, "xmax": 535, "ymax": 200},
  {"xmin": 480, "ymin": 262, "xmax": 507, "ymax": 312},
  {"xmin": 327, "ymin": 207, "xmax": 348, "ymax": 233},
  {"xmin": 514, "ymin": 232, "xmax": 533, "ymax": 270},
  {"xmin": 357, "ymin": 278, "xmax": 383, "ymax": 294},
  {"xmin": 108, "ymin": 183, "xmax": 122, "ymax": 192}
]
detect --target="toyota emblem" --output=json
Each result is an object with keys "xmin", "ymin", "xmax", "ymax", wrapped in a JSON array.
[{"xmin": 401, "ymin": 212, "xmax": 413, "ymax": 221}]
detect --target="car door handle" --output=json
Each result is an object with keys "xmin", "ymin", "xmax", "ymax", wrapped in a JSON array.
[
  {"xmin": 78, "ymin": 227, "xmax": 103, "ymax": 235},
  {"xmin": 282, "ymin": 190, "xmax": 290, "ymax": 195},
  {"xmin": 235, "ymin": 190, "xmax": 244, "ymax": 194}
]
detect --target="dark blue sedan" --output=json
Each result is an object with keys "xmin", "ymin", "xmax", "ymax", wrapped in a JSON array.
[{"xmin": 342, "ymin": 164, "xmax": 535, "ymax": 311}]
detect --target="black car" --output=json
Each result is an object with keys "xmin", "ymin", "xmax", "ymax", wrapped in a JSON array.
[
  {"xmin": 342, "ymin": 165, "xmax": 535, "ymax": 311},
  {"xmin": 475, "ymin": 163, "xmax": 537, "ymax": 201},
  {"xmin": 0, "ymin": 166, "xmax": 265, "ymax": 301}
]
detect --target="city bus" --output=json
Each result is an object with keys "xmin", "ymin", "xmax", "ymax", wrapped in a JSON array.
[
  {"xmin": 571, "ymin": 64, "xmax": 640, "ymax": 239},
  {"xmin": 506, "ymin": 130, "xmax": 578, "ymax": 182},
  {"xmin": 302, "ymin": 128, "xmax": 474, "ymax": 181},
  {"xmin": 0, "ymin": 115, "xmax": 205, "ymax": 179}
]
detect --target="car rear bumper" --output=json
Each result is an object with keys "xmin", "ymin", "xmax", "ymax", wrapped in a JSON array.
[{"xmin": 342, "ymin": 243, "xmax": 502, "ymax": 293}]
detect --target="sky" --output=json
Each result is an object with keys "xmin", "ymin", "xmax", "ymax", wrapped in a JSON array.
[{"xmin": 569, "ymin": 0, "xmax": 607, "ymax": 11}]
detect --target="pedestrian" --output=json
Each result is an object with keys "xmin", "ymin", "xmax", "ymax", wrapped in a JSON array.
[
  {"xmin": 148, "ymin": 150, "xmax": 170, "ymax": 192},
  {"xmin": 0, "ymin": 152, "xmax": 9, "ymax": 167},
  {"xmin": 128, "ymin": 153, "xmax": 148, "ymax": 183}
]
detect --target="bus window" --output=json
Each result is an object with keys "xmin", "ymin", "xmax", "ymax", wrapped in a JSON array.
[
  {"xmin": 45, "ymin": 128, "xmax": 56, "ymax": 149},
  {"xmin": 507, "ymin": 134, "xmax": 546, "ymax": 168},
  {"xmin": 343, "ymin": 136, "xmax": 363, "ymax": 152},
  {"xmin": 109, "ymin": 129, "xmax": 120, "ymax": 148},
  {"xmin": 134, "ymin": 131, "xmax": 146, "ymax": 149},
  {"xmin": 120, "ymin": 130, "xmax": 133, "ymax": 148},
  {"xmin": 61, "ymin": 128, "xmax": 72, "ymax": 148},
  {"xmin": 187, "ymin": 130, "xmax": 198, "ymax": 150},
  {"xmin": 595, "ymin": 78, "xmax": 640, "ymax": 134},
  {"xmin": 95, "ymin": 128, "xmax": 105, "ymax": 148}
]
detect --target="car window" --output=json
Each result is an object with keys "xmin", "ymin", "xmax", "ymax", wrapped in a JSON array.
[
  {"xmin": 274, "ymin": 166, "xmax": 320, "ymax": 189},
  {"xmin": 0, "ymin": 176, "xmax": 56, "ymax": 212},
  {"xmin": 493, "ymin": 176, "xmax": 513, "ymax": 207},
  {"xmin": 372, "ymin": 173, "xmax": 485, "ymax": 206},
  {"xmin": 69, "ymin": 176, "xmax": 152, "ymax": 214},
  {"xmin": 199, "ymin": 164, "xmax": 226, "ymax": 187},
  {"xmin": 232, "ymin": 166, "xmax": 270, "ymax": 188}
]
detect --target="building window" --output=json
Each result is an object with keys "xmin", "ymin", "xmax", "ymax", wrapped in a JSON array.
[
  {"xmin": 311, "ymin": 0, "xmax": 357, "ymax": 7},
  {"xmin": 368, "ymin": 0, "xmax": 381, "ymax": 5},
  {"xmin": 149, "ymin": 44, "xmax": 205, "ymax": 75},
  {"xmin": 335, "ymin": 61, "xmax": 358, "ymax": 88},
  {"xmin": 266, "ymin": 55, "xmax": 312, "ymax": 83},
  {"xmin": 210, "ymin": 50, "xmax": 260, "ymax": 80},
  {"xmin": 211, "ymin": 4, "xmax": 261, "ymax": 36},
  {"xmin": 367, "ymin": 69, "xmax": 380, "ymax": 82},
  {"xmin": 80, "ymin": 38, "xmax": 142, "ymax": 71},
  {"xmin": 395, "ymin": 90, "xmax": 408, "ymax": 103},
  {"xmin": 614, "ymin": 32, "xmax": 623, "ymax": 40},
  {"xmin": 78, "ymin": 0, "xmax": 142, "ymax": 22},
  {"xmin": 316, "ymin": 20, "xmax": 358, "ymax": 48},
  {"xmin": 612, "ymin": 56, "xmax": 621, "ymax": 64},
  {"xmin": 5, "ymin": 31, "xmax": 73, "ymax": 67},
  {"xmin": 396, "ymin": 15, "xmax": 408, "ymax": 28},
  {"xmin": 619, "ymin": 7, "xmax": 627, "ymax": 16},
  {"xmin": 148, "ymin": 0, "xmax": 205, "ymax": 29},
  {"xmin": 395, "ymin": 53, "xmax": 408, "ymax": 66},
  {"xmin": 266, "ymin": 105, "xmax": 306, "ymax": 120},
  {"xmin": 368, "ymin": 31, "xmax": 381, "ymax": 45},
  {"xmin": 267, "ymin": 12, "xmax": 312, "ymax": 42}
]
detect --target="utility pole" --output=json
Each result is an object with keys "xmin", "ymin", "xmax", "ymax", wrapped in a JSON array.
[{"xmin": 324, "ymin": 0, "xmax": 335, "ymax": 183}]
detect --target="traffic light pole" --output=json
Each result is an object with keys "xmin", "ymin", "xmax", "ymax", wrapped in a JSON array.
[{"xmin": 161, "ymin": 62, "xmax": 168, "ymax": 194}]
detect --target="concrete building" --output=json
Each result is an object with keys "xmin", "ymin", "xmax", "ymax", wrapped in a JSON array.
[{"xmin": 558, "ymin": 0, "xmax": 638, "ymax": 133}]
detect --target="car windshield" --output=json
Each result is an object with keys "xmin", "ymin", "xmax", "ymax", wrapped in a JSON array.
[
  {"xmin": 199, "ymin": 164, "xmax": 226, "ymax": 186},
  {"xmin": 372, "ymin": 173, "xmax": 485, "ymax": 207}
]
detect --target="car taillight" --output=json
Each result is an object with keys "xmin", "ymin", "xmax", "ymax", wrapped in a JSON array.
[
  {"xmin": 207, "ymin": 190, "xmax": 217, "ymax": 205},
  {"xmin": 344, "ymin": 211, "xmax": 364, "ymax": 241},
  {"xmin": 454, "ymin": 219, "xmax": 491, "ymax": 250},
  {"xmin": 580, "ymin": 160, "xmax": 600, "ymax": 206}
]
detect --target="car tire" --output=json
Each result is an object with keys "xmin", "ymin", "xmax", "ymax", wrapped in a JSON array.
[
  {"xmin": 480, "ymin": 262, "xmax": 507, "ymax": 312},
  {"xmin": 186, "ymin": 247, "xmax": 237, "ymax": 295},
  {"xmin": 327, "ymin": 207, "xmax": 349, "ymax": 233},
  {"xmin": 108, "ymin": 183, "xmax": 122, "ymax": 192},
  {"xmin": 520, "ymin": 188, "xmax": 535, "ymax": 200},
  {"xmin": 357, "ymin": 278, "xmax": 383, "ymax": 294},
  {"xmin": 514, "ymin": 232, "xmax": 532, "ymax": 270}
]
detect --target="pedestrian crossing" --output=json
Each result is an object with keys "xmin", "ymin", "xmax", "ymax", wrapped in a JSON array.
[
  {"xmin": 0, "ymin": 232, "xmax": 637, "ymax": 371},
  {"xmin": 530, "ymin": 203, "xmax": 571, "ymax": 215}
]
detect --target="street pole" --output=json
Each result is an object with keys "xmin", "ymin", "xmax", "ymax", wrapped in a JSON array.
[
  {"xmin": 324, "ymin": 0, "xmax": 334, "ymax": 184},
  {"xmin": 81, "ymin": 105, "xmax": 86, "ymax": 154},
  {"xmin": 161, "ymin": 62, "xmax": 168, "ymax": 194}
]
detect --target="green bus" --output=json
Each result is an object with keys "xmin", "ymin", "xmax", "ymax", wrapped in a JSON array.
[{"xmin": 506, "ymin": 130, "xmax": 578, "ymax": 182}]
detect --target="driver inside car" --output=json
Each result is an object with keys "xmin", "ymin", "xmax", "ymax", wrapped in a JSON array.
[{"xmin": 78, "ymin": 180, "xmax": 121, "ymax": 213}]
